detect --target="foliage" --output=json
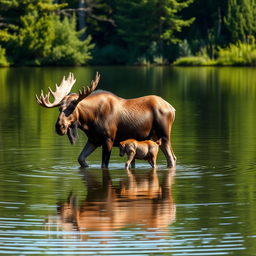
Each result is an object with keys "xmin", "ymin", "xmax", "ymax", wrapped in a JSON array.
[
  {"xmin": 157, "ymin": 0, "xmax": 195, "ymax": 43},
  {"xmin": 178, "ymin": 39, "xmax": 192, "ymax": 57},
  {"xmin": 92, "ymin": 44, "xmax": 128, "ymax": 65},
  {"xmin": 2, "ymin": 0, "xmax": 256, "ymax": 66},
  {"xmin": 0, "ymin": 46, "xmax": 9, "ymax": 67},
  {"xmin": 173, "ymin": 56, "xmax": 214, "ymax": 66},
  {"xmin": 44, "ymin": 16, "xmax": 94, "ymax": 66},
  {"xmin": 216, "ymin": 39, "xmax": 256, "ymax": 66},
  {"xmin": 173, "ymin": 46, "xmax": 215, "ymax": 66},
  {"xmin": 173, "ymin": 37, "xmax": 256, "ymax": 66},
  {"xmin": 113, "ymin": 0, "xmax": 157, "ymax": 64},
  {"xmin": 16, "ymin": 10, "xmax": 55, "ymax": 65},
  {"xmin": 225, "ymin": 0, "xmax": 256, "ymax": 42},
  {"xmin": 178, "ymin": 0, "xmax": 228, "ymax": 52},
  {"xmin": 0, "ymin": 0, "xmax": 93, "ymax": 66},
  {"xmin": 113, "ymin": 0, "xmax": 194, "ymax": 64}
]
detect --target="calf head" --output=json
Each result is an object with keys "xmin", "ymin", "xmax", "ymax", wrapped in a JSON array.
[
  {"xmin": 36, "ymin": 72, "xmax": 100, "ymax": 144},
  {"xmin": 119, "ymin": 141, "xmax": 127, "ymax": 157}
]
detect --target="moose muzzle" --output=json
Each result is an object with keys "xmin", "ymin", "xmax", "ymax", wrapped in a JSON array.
[
  {"xmin": 55, "ymin": 121, "xmax": 67, "ymax": 136},
  {"xmin": 55, "ymin": 120, "xmax": 78, "ymax": 144}
]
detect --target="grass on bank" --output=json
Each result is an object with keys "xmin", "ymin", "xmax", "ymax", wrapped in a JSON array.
[
  {"xmin": 2, "ymin": 38, "xmax": 256, "ymax": 67},
  {"xmin": 173, "ymin": 56, "xmax": 216, "ymax": 66},
  {"xmin": 173, "ymin": 40, "xmax": 256, "ymax": 66}
]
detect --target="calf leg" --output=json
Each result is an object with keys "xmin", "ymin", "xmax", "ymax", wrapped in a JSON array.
[
  {"xmin": 78, "ymin": 141, "xmax": 97, "ymax": 168},
  {"xmin": 148, "ymin": 154, "xmax": 157, "ymax": 169},
  {"xmin": 125, "ymin": 152, "xmax": 135, "ymax": 170}
]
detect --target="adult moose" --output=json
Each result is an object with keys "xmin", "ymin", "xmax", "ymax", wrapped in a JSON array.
[{"xmin": 36, "ymin": 72, "xmax": 176, "ymax": 169}]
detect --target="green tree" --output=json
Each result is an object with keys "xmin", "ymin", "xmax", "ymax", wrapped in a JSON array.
[
  {"xmin": 0, "ymin": 0, "xmax": 94, "ymax": 66},
  {"xmin": 225, "ymin": 0, "xmax": 256, "ymax": 42},
  {"xmin": 0, "ymin": 1, "xmax": 62, "ymax": 65},
  {"xmin": 114, "ymin": 0, "xmax": 194, "ymax": 64},
  {"xmin": 177, "ymin": 0, "xmax": 228, "ymax": 57},
  {"xmin": 16, "ymin": 9, "xmax": 55, "ymax": 65},
  {"xmin": 114, "ymin": 0, "xmax": 155, "ymax": 63},
  {"xmin": 44, "ymin": 15, "xmax": 94, "ymax": 65},
  {"xmin": 156, "ymin": 0, "xmax": 194, "ymax": 43}
]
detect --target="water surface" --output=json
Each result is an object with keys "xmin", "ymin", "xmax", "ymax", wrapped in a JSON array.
[{"xmin": 0, "ymin": 66, "xmax": 256, "ymax": 255}]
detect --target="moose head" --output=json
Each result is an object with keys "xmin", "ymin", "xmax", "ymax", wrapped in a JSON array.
[{"xmin": 36, "ymin": 72, "xmax": 100, "ymax": 144}]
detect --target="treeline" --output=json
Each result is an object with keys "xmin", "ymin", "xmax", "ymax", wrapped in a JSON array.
[{"xmin": 1, "ymin": 0, "xmax": 256, "ymax": 67}]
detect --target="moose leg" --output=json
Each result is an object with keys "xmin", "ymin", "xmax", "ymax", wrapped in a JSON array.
[
  {"xmin": 78, "ymin": 141, "xmax": 97, "ymax": 168},
  {"xmin": 171, "ymin": 148, "xmax": 177, "ymax": 162},
  {"xmin": 101, "ymin": 139, "xmax": 114, "ymax": 169},
  {"xmin": 160, "ymin": 137, "xmax": 176, "ymax": 168}
]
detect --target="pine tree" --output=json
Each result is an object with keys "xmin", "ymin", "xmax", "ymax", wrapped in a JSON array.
[
  {"xmin": 0, "ymin": 0, "xmax": 94, "ymax": 65},
  {"xmin": 225, "ymin": 0, "xmax": 256, "ymax": 42},
  {"xmin": 114, "ymin": 0, "xmax": 194, "ymax": 64}
]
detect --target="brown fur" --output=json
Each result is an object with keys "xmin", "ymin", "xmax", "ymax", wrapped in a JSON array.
[
  {"xmin": 120, "ymin": 139, "xmax": 161, "ymax": 169},
  {"xmin": 54, "ymin": 91, "xmax": 176, "ymax": 169}
]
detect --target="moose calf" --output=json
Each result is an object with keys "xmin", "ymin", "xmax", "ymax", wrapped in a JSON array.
[{"xmin": 119, "ymin": 139, "xmax": 161, "ymax": 169}]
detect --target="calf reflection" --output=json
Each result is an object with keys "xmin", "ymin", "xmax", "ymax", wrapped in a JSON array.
[{"xmin": 55, "ymin": 169, "xmax": 176, "ymax": 234}]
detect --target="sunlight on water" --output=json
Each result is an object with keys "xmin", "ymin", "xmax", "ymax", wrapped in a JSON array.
[{"xmin": 0, "ymin": 66, "xmax": 256, "ymax": 255}]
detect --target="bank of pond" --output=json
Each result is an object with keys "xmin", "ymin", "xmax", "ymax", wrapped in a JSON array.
[{"xmin": 2, "ymin": 40, "xmax": 256, "ymax": 67}]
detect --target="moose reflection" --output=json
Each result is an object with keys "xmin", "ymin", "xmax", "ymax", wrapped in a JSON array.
[{"xmin": 50, "ymin": 169, "xmax": 176, "ymax": 236}]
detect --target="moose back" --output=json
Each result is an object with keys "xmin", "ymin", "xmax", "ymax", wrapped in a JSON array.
[{"xmin": 36, "ymin": 73, "xmax": 176, "ymax": 168}]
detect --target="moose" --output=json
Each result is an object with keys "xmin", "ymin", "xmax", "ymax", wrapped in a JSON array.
[{"xmin": 36, "ymin": 72, "xmax": 176, "ymax": 169}]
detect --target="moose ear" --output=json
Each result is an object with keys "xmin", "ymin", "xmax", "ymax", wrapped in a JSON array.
[{"xmin": 67, "ymin": 121, "xmax": 78, "ymax": 144}]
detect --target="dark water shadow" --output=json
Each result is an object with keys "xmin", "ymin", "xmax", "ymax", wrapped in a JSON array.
[{"xmin": 46, "ymin": 168, "xmax": 176, "ymax": 239}]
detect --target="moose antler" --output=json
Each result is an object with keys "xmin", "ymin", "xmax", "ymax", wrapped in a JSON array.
[
  {"xmin": 36, "ymin": 72, "xmax": 76, "ymax": 108},
  {"xmin": 76, "ymin": 72, "xmax": 101, "ymax": 103}
]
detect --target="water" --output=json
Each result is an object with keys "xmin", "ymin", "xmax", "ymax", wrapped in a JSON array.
[{"xmin": 0, "ymin": 66, "xmax": 256, "ymax": 255}]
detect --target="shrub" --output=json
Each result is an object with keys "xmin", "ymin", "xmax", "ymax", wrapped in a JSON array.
[
  {"xmin": 216, "ymin": 41, "xmax": 256, "ymax": 66},
  {"xmin": 44, "ymin": 16, "xmax": 94, "ymax": 66},
  {"xmin": 0, "ymin": 46, "xmax": 10, "ymax": 67},
  {"xmin": 178, "ymin": 39, "xmax": 192, "ymax": 57},
  {"xmin": 12, "ymin": 10, "xmax": 55, "ymax": 65},
  {"xmin": 0, "ymin": 11, "xmax": 93, "ymax": 66},
  {"xmin": 173, "ymin": 56, "xmax": 215, "ymax": 66}
]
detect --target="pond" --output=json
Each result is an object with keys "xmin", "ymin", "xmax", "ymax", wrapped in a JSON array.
[{"xmin": 0, "ymin": 66, "xmax": 256, "ymax": 255}]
